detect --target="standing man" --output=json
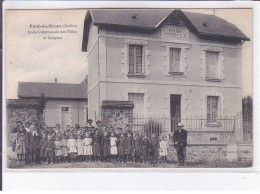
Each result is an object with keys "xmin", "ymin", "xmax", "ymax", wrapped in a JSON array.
[{"xmin": 173, "ymin": 123, "xmax": 187, "ymax": 166}]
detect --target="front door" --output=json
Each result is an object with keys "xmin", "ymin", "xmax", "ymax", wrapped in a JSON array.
[
  {"xmin": 61, "ymin": 107, "xmax": 70, "ymax": 130},
  {"xmin": 170, "ymin": 95, "xmax": 181, "ymax": 132}
]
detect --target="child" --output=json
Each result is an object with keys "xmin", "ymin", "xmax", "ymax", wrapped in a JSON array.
[
  {"xmin": 141, "ymin": 134, "xmax": 150, "ymax": 164},
  {"xmin": 150, "ymin": 133, "xmax": 159, "ymax": 164},
  {"xmin": 125, "ymin": 132, "xmax": 133, "ymax": 163},
  {"xmin": 61, "ymin": 134, "xmax": 69, "ymax": 163},
  {"xmin": 159, "ymin": 136, "xmax": 169, "ymax": 164},
  {"xmin": 102, "ymin": 131, "xmax": 110, "ymax": 162},
  {"xmin": 46, "ymin": 134, "xmax": 55, "ymax": 165},
  {"xmin": 13, "ymin": 125, "xmax": 27, "ymax": 164},
  {"xmin": 54, "ymin": 136, "xmax": 63, "ymax": 163},
  {"xmin": 76, "ymin": 134, "xmax": 84, "ymax": 162},
  {"xmin": 132, "ymin": 133, "xmax": 141, "ymax": 163},
  {"xmin": 117, "ymin": 133, "xmax": 126, "ymax": 163},
  {"xmin": 92, "ymin": 130, "xmax": 102, "ymax": 162},
  {"xmin": 67, "ymin": 134, "xmax": 77, "ymax": 163},
  {"xmin": 110, "ymin": 132, "xmax": 118, "ymax": 162},
  {"xmin": 39, "ymin": 132, "xmax": 47, "ymax": 165},
  {"xmin": 82, "ymin": 132, "xmax": 93, "ymax": 162}
]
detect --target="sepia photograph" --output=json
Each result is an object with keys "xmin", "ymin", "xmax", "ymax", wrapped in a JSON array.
[{"xmin": 4, "ymin": 8, "xmax": 253, "ymax": 169}]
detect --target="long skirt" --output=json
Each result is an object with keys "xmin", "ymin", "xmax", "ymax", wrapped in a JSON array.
[
  {"xmin": 40, "ymin": 148, "xmax": 46, "ymax": 158},
  {"xmin": 62, "ymin": 147, "xmax": 68, "ymax": 157},
  {"xmin": 111, "ymin": 146, "xmax": 118, "ymax": 155},
  {"xmin": 103, "ymin": 145, "xmax": 110, "ymax": 157},
  {"xmin": 83, "ymin": 145, "xmax": 93, "ymax": 156},
  {"xmin": 77, "ymin": 146, "xmax": 84, "ymax": 156},
  {"xmin": 93, "ymin": 143, "xmax": 101, "ymax": 157},
  {"xmin": 132, "ymin": 148, "xmax": 141, "ymax": 158},
  {"xmin": 118, "ymin": 146, "xmax": 125, "ymax": 156},
  {"xmin": 55, "ymin": 149, "xmax": 63, "ymax": 156},
  {"xmin": 141, "ymin": 146, "xmax": 149, "ymax": 157},
  {"xmin": 15, "ymin": 141, "xmax": 27, "ymax": 155},
  {"xmin": 46, "ymin": 150, "xmax": 54, "ymax": 158}
]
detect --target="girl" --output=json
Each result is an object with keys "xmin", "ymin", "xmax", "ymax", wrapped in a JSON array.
[
  {"xmin": 110, "ymin": 132, "xmax": 118, "ymax": 162},
  {"xmin": 76, "ymin": 134, "xmax": 84, "ymax": 162},
  {"xmin": 46, "ymin": 134, "xmax": 55, "ymax": 165},
  {"xmin": 141, "ymin": 134, "xmax": 150, "ymax": 164},
  {"xmin": 67, "ymin": 134, "xmax": 77, "ymax": 163},
  {"xmin": 54, "ymin": 136, "xmax": 63, "ymax": 163},
  {"xmin": 92, "ymin": 130, "xmax": 102, "ymax": 162},
  {"xmin": 61, "ymin": 134, "xmax": 69, "ymax": 163},
  {"xmin": 117, "ymin": 133, "xmax": 126, "ymax": 163},
  {"xmin": 82, "ymin": 132, "xmax": 93, "ymax": 162},
  {"xmin": 159, "ymin": 136, "xmax": 169, "ymax": 164},
  {"xmin": 102, "ymin": 131, "xmax": 110, "ymax": 162},
  {"xmin": 132, "ymin": 133, "xmax": 142, "ymax": 163},
  {"xmin": 39, "ymin": 132, "xmax": 47, "ymax": 165},
  {"xmin": 13, "ymin": 125, "xmax": 28, "ymax": 164},
  {"xmin": 125, "ymin": 132, "xmax": 133, "ymax": 163}
]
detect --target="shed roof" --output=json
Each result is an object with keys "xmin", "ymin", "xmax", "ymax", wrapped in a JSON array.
[{"xmin": 18, "ymin": 82, "xmax": 88, "ymax": 100}]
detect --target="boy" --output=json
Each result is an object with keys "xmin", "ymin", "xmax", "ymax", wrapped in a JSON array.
[{"xmin": 46, "ymin": 134, "xmax": 55, "ymax": 164}]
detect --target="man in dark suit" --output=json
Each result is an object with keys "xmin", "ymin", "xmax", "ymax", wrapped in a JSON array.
[{"xmin": 173, "ymin": 123, "xmax": 187, "ymax": 166}]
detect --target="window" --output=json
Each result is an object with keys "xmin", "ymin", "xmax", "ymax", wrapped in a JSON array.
[
  {"xmin": 61, "ymin": 106, "xmax": 71, "ymax": 130},
  {"xmin": 128, "ymin": 93, "xmax": 145, "ymax": 117},
  {"xmin": 207, "ymin": 96, "xmax": 219, "ymax": 123},
  {"xmin": 206, "ymin": 51, "xmax": 219, "ymax": 79},
  {"xmin": 129, "ymin": 45, "xmax": 143, "ymax": 74},
  {"xmin": 170, "ymin": 48, "xmax": 181, "ymax": 72}
]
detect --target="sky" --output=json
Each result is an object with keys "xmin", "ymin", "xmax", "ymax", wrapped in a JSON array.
[{"xmin": 5, "ymin": 9, "xmax": 253, "ymax": 99}]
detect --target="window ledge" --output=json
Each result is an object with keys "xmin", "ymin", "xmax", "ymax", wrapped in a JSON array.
[
  {"xmin": 127, "ymin": 73, "xmax": 147, "ymax": 78},
  {"xmin": 205, "ymin": 122, "xmax": 223, "ymax": 127},
  {"xmin": 168, "ymin": 72, "xmax": 185, "ymax": 75},
  {"xmin": 205, "ymin": 78, "xmax": 222, "ymax": 82}
]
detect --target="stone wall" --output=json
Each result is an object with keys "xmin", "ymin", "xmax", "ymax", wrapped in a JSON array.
[
  {"xmin": 6, "ymin": 99, "xmax": 40, "ymax": 146},
  {"xmin": 101, "ymin": 100, "xmax": 134, "ymax": 129}
]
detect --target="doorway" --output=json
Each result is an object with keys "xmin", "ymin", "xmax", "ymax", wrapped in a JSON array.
[{"xmin": 170, "ymin": 95, "xmax": 181, "ymax": 132}]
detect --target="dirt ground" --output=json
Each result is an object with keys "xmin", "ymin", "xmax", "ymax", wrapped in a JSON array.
[{"xmin": 7, "ymin": 158, "xmax": 252, "ymax": 169}]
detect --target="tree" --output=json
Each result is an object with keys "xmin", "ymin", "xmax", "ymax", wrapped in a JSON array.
[
  {"xmin": 37, "ymin": 93, "xmax": 48, "ymax": 123},
  {"xmin": 81, "ymin": 75, "xmax": 88, "ymax": 85},
  {"xmin": 242, "ymin": 96, "xmax": 253, "ymax": 115}
]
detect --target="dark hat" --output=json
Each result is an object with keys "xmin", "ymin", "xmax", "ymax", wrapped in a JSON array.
[{"xmin": 16, "ymin": 120, "xmax": 23, "ymax": 124}]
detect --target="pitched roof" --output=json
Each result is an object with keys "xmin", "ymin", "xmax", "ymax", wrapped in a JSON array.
[
  {"xmin": 91, "ymin": 9, "xmax": 173, "ymax": 29},
  {"xmin": 82, "ymin": 9, "xmax": 249, "ymax": 51},
  {"xmin": 182, "ymin": 11, "xmax": 249, "ymax": 41},
  {"xmin": 18, "ymin": 82, "xmax": 88, "ymax": 100}
]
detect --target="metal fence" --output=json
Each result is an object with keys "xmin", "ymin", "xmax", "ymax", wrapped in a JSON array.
[{"xmin": 133, "ymin": 114, "xmax": 253, "ymax": 141}]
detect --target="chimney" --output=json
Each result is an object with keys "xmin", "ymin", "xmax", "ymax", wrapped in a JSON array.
[{"xmin": 55, "ymin": 78, "xmax": 58, "ymax": 83}]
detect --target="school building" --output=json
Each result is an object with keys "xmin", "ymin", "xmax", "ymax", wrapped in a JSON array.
[
  {"xmin": 81, "ymin": 9, "xmax": 249, "ymax": 134},
  {"xmin": 17, "ymin": 81, "xmax": 88, "ymax": 130}
]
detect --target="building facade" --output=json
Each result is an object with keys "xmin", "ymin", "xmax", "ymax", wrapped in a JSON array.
[
  {"xmin": 82, "ymin": 9, "xmax": 249, "ymax": 133},
  {"xmin": 17, "ymin": 82, "xmax": 88, "ymax": 129}
]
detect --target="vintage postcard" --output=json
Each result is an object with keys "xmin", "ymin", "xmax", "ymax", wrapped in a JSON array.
[{"xmin": 3, "ymin": 8, "xmax": 253, "ymax": 170}]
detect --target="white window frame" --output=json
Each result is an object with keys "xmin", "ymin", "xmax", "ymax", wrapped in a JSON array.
[
  {"xmin": 162, "ymin": 42, "xmax": 189, "ymax": 76},
  {"xmin": 201, "ymin": 46, "xmax": 224, "ymax": 82},
  {"xmin": 206, "ymin": 96, "xmax": 219, "ymax": 123},
  {"xmin": 121, "ymin": 38, "xmax": 150, "ymax": 78},
  {"xmin": 169, "ymin": 47, "xmax": 182, "ymax": 73},
  {"xmin": 128, "ymin": 44, "xmax": 145, "ymax": 75}
]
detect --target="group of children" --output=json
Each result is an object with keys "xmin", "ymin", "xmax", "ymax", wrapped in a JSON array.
[{"xmin": 12, "ymin": 119, "xmax": 169, "ymax": 165}]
